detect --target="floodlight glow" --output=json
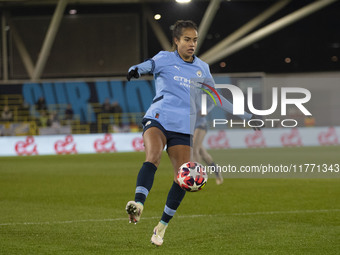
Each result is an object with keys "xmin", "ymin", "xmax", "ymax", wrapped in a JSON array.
[
  {"xmin": 176, "ymin": 0, "xmax": 191, "ymax": 3},
  {"xmin": 154, "ymin": 14, "xmax": 161, "ymax": 20},
  {"xmin": 69, "ymin": 9, "xmax": 77, "ymax": 15}
]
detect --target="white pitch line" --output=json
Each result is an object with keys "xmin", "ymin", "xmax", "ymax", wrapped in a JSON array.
[{"xmin": 1, "ymin": 209, "xmax": 339, "ymax": 227}]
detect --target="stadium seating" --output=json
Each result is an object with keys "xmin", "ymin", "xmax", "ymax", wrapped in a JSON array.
[{"xmin": 0, "ymin": 94, "xmax": 143, "ymax": 136}]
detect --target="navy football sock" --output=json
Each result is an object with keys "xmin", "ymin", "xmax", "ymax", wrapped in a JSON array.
[
  {"xmin": 209, "ymin": 162, "xmax": 220, "ymax": 177},
  {"xmin": 160, "ymin": 181, "xmax": 186, "ymax": 225},
  {"xmin": 134, "ymin": 162, "xmax": 157, "ymax": 205}
]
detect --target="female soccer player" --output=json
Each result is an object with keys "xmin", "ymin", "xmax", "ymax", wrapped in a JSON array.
[
  {"xmin": 125, "ymin": 20, "xmax": 255, "ymax": 246},
  {"xmin": 126, "ymin": 20, "xmax": 199, "ymax": 246}
]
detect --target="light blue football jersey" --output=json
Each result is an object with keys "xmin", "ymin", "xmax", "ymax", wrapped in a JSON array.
[
  {"xmin": 129, "ymin": 50, "xmax": 252, "ymax": 135},
  {"xmin": 131, "ymin": 51, "xmax": 211, "ymax": 135}
]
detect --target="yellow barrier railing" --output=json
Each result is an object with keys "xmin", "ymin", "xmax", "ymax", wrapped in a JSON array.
[
  {"xmin": 97, "ymin": 112, "xmax": 144, "ymax": 133},
  {"xmin": 0, "ymin": 94, "xmax": 23, "ymax": 106},
  {"xmin": 0, "ymin": 121, "xmax": 37, "ymax": 136},
  {"xmin": 0, "ymin": 94, "xmax": 146, "ymax": 135}
]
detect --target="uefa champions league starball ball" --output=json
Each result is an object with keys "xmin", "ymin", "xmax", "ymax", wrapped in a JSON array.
[{"xmin": 177, "ymin": 162, "xmax": 208, "ymax": 192}]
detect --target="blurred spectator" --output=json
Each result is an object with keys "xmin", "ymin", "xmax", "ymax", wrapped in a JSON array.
[
  {"xmin": 102, "ymin": 98, "xmax": 111, "ymax": 113},
  {"xmin": 64, "ymin": 104, "xmax": 74, "ymax": 121},
  {"xmin": 48, "ymin": 111, "xmax": 60, "ymax": 128},
  {"xmin": 101, "ymin": 98, "xmax": 112, "ymax": 133},
  {"xmin": 111, "ymin": 101, "xmax": 123, "ymax": 126},
  {"xmin": 1, "ymin": 105, "xmax": 13, "ymax": 122},
  {"xmin": 38, "ymin": 110, "xmax": 49, "ymax": 127},
  {"xmin": 304, "ymin": 116, "xmax": 315, "ymax": 127},
  {"xmin": 111, "ymin": 101, "xmax": 122, "ymax": 115},
  {"xmin": 129, "ymin": 120, "xmax": 140, "ymax": 133},
  {"xmin": 36, "ymin": 97, "xmax": 47, "ymax": 112},
  {"xmin": 20, "ymin": 100, "xmax": 30, "ymax": 112}
]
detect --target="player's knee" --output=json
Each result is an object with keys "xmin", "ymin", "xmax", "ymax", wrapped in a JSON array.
[
  {"xmin": 199, "ymin": 148, "xmax": 207, "ymax": 157},
  {"xmin": 193, "ymin": 149, "xmax": 200, "ymax": 160},
  {"xmin": 145, "ymin": 153, "xmax": 162, "ymax": 167}
]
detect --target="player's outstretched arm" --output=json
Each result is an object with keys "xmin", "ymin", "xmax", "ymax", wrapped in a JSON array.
[
  {"xmin": 204, "ymin": 86, "xmax": 263, "ymax": 131},
  {"xmin": 126, "ymin": 59, "xmax": 153, "ymax": 81},
  {"xmin": 206, "ymin": 90, "xmax": 252, "ymax": 120},
  {"xmin": 127, "ymin": 67, "xmax": 140, "ymax": 81}
]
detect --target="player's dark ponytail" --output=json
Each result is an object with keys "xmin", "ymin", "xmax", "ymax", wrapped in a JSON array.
[{"xmin": 171, "ymin": 20, "xmax": 198, "ymax": 51}]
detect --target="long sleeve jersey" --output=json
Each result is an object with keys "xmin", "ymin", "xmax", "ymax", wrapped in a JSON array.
[{"xmin": 129, "ymin": 50, "xmax": 251, "ymax": 135}]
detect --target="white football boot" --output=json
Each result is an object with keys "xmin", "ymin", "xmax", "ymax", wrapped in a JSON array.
[
  {"xmin": 151, "ymin": 221, "xmax": 168, "ymax": 246},
  {"xmin": 125, "ymin": 201, "xmax": 143, "ymax": 224},
  {"xmin": 215, "ymin": 171, "xmax": 224, "ymax": 185}
]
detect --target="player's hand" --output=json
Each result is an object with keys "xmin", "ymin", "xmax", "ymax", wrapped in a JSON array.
[
  {"xmin": 250, "ymin": 115, "xmax": 264, "ymax": 131},
  {"xmin": 127, "ymin": 67, "xmax": 140, "ymax": 81}
]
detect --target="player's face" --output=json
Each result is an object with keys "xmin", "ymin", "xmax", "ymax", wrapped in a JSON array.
[{"xmin": 175, "ymin": 28, "xmax": 198, "ymax": 62}]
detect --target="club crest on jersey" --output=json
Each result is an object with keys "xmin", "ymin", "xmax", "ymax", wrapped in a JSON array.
[{"xmin": 196, "ymin": 70, "xmax": 202, "ymax": 77}]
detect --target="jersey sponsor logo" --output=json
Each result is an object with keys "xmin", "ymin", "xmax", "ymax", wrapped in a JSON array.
[
  {"xmin": 174, "ymin": 65, "xmax": 180, "ymax": 71},
  {"xmin": 173, "ymin": 76, "xmax": 192, "ymax": 88}
]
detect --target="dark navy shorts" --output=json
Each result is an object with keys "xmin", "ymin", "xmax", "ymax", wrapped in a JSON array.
[{"xmin": 142, "ymin": 118, "xmax": 192, "ymax": 148}]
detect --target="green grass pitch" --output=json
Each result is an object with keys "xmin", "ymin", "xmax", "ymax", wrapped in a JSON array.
[{"xmin": 0, "ymin": 146, "xmax": 339, "ymax": 254}]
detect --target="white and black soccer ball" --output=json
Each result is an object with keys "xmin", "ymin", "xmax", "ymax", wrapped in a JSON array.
[{"xmin": 177, "ymin": 162, "xmax": 208, "ymax": 192}]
